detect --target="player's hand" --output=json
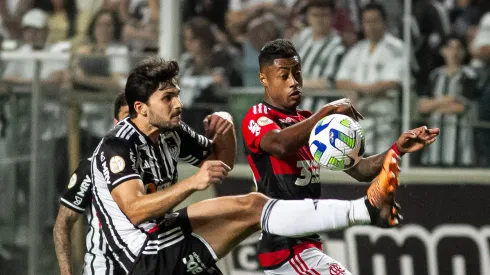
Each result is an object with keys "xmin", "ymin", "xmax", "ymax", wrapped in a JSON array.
[
  {"xmin": 395, "ymin": 126, "xmax": 440, "ymax": 154},
  {"xmin": 192, "ymin": 160, "xmax": 231, "ymax": 190},
  {"xmin": 324, "ymin": 98, "xmax": 364, "ymax": 121},
  {"xmin": 203, "ymin": 112, "xmax": 234, "ymax": 141}
]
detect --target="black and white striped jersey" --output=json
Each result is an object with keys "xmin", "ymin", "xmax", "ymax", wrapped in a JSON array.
[
  {"xmin": 60, "ymin": 158, "xmax": 120, "ymax": 275},
  {"xmin": 420, "ymin": 66, "xmax": 480, "ymax": 166},
  {"xmin": 293, "ymin": 28, "xmax": 345, "ymax": 86},
  {"xmin": 90, "ymin": 117, "xmax": 212, "ymax": 273}
]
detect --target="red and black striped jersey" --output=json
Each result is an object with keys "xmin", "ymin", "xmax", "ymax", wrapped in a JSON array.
[{"xmin": 242, "ymin": 101, "xmax": 322, "ymax": 269}]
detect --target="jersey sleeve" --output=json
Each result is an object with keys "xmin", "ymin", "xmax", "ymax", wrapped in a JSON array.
[
  {"xmin": 241, "ymin": 107, "xmax": 281, "ymax": 154},
  {"xmin": 97, "ymin": 137, "xmax": 141, "ymax": 191},
  {"xmin": 177, "ymin": 122, "xmax": 212, "ymax": 166},
  {"xmin": 59, "ymin": 159, "xmax": 93, "ymax": 213}
]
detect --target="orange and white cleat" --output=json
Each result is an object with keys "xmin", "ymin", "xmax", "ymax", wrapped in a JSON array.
[{"xmin": 365, "ymin": 149, "xmax": 402, "ymax": 228}]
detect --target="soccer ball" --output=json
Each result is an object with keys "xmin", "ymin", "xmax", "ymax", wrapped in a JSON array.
[{"xmin": 308, "ymin": 114, "xmax": 365, "ymax": 170}]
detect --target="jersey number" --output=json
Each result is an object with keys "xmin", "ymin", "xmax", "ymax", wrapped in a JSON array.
[{"xmin": 295, "ymin": 160, "xmax": 320, "ymax": 186}]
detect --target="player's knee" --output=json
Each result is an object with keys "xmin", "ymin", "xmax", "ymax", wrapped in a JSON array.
[{"xmin": 236, "ymin": 192, "xmax": 269, "ymax": 215}]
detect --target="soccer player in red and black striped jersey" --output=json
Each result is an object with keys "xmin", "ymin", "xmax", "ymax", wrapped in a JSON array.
[{"xmin": 242, "ymin": 39, "xmax": 440, "ymax": 274}]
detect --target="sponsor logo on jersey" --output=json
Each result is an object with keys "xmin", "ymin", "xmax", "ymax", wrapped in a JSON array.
[
  {"xmin": 74, "ymin": 175, "xmax": 91, "ymax": 205},
  {"xmin": 329, "ymin": 263, "xmax": 345, "ymax": 275},
  {"xmin": 68, "ymin": 174, "xmax": 77, "ymax": 189},
  {"xmin": 110, "ymin": 156, "xmax": 125, "ymax": 173},
  {"xmin": 257, "ymin": 116, "xmax": 273, "ymax": 126},
  {"xmin": 183, "ymin": 252, "xmax": 207, "ymax": 274},
  {"xmin": 248, "ymin": 120, "xmax": 261, "ymax": 136}
]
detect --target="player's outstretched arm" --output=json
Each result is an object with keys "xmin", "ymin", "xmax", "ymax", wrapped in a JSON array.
[
  {"xmin": 258, "ymin": 99, "xmax": 361, "ymax": 159},
  {"xmin": 345, "ymin": 126, "xmax": 439, "ymax": 182},
  {"xmin": 111, "ymin": 160, "xmax": 231, "ymax": 225},
  {"xmin": 53, "ymin": 205, "xmax": 81, "ymax": 275}
]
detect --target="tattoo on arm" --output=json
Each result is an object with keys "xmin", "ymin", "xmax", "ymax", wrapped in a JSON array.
[
  {"xmin": 345, "ymin": 150, "xmax": 388, "ymax": 182},
  {"xmin": 53, "ymin": 205, "xmax": 81, "ymax": 275}
]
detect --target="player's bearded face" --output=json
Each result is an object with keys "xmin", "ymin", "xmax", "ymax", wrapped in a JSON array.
[
  {"xmin": 146, "ymin": 83, "xmax": 183, "ymax": 130},
  {"xmin": 265, "ymin": 57, "xmax": 303, "ymax": 110}
]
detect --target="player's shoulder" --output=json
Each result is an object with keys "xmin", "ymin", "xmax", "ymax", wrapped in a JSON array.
[
  {"xmin": 243, "ymin": 103, "xmax": 274, "ymax": 119},
  {"xmin": 103, "ymin": 118, "xmax": 142, "ymax": 145}
]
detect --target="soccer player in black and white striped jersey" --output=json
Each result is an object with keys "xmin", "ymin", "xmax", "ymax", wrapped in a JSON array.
[
  {"xmin": 53, "ymin": 93, "xmax": 129, "ymax": 275},
  {"xmin": 91, "ymin": 57, "xmax": 404, "ymax": 275}
]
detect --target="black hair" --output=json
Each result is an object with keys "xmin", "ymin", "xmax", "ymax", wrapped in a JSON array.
[
  {"xmin": 258, "ymin": 39, "xmax": 300, "ymax": 68},
  {"xmin": 113, "ymin": 92, "xmax": 127, "ymax": 119},
  {"xmin": 441, "ymin": 34, "xmax": 467, "ymax": 49},
  {"xmin": 86, "ymin": 9, "xmax": 122, "ymax": 43},
  {"xmin": 125, "ymin": 57, "xmax": 180, "ymax": 118},
  {"xmin": 361, "ymin": 3, "xmax": 387, "ymax": 22},
  {"xmin": 304, "ymin": 0, "xmax": 336, "ymax": 13}
]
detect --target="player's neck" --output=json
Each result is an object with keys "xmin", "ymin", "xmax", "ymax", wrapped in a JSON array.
[
  {"xmin": 263, "ymin": 99, "xmax": 296, "ymax": 114},
  {"xmin": 130, "ymin": 117, "xmax": 160, "ymax": 143}
]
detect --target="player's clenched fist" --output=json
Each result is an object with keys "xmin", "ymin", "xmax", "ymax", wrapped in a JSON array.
[
  {"xmin": 203, "ymin": 111, "xmax": 234, "ymax": 141},
  {"xmin": 192, "ymin": 160, "xmax": 232, "ymax": 190},
  {"xmin": 323, "ymin": 98, "xmax": 364, "ymax": 121}
]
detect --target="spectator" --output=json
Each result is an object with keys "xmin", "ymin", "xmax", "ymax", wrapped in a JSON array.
[
  {"xmin": 470, "ymin": 12, "xmax": 490, "ymax": 166},
  {"xmin": 183, "ymin": 0, "xmax": 230, "ymax": 32},
  {"xmin": 2, "ymin": 8, "xmax": 69, "ymax": 83},
  {"xmin": 70, "ymin": 9, "xmax": 128, "ymax": 92},
  {"xmin": 31, "ymin": 0, "xmax": 78, "ymax": 44},
  {"xmin": 120, "ymin": 0, "xmax": 159, "ymax": 52},
  {"xmin": 179, "ymin": 17, "xmax": 239, "ymax": 131},
  {"xmin": 412, "ymin": 0, "xmax": 452, "ymax": 97},
  {"xmin": 240, "ymin": 10, "xmax": 282, "ymax": 86},
  {"xmin": 336, "ymin": 3, "xmax": 403, "ymax": 156},
  {"xmin": 418, "ymin": 35, "xmax": 479, "ymax": 166},
  {"xmin": 292, "ymin": 0, "xmax": 345, "ymax": 89}
]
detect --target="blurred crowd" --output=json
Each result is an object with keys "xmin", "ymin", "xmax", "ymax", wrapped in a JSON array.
[{"xmin": 1, "ymin": 0, "xmax": 490, "ymax": 168}]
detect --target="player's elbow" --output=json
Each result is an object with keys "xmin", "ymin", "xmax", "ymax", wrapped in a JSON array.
[{"xmin": 269, "ymin": 144, "xmax": 292, "ymax": 160}]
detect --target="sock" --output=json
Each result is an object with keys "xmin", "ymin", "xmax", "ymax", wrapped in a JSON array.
[{"xmin": 260, "ymin": 197, "xmax": 371, "ymax": 237}]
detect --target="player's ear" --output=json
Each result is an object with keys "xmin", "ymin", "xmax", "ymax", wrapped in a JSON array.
[
  {"xmin": 134, "ymin": 101, "xmax": 147, "ymax": 117},
  {"xmin": 259, "ymin": 72, "xmax": 268, "ymax": 87}
]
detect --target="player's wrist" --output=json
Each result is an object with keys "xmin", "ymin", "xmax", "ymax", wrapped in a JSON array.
[{"xmin": 390, "ymin": 143, "xmax": 404, "ymax": 157}]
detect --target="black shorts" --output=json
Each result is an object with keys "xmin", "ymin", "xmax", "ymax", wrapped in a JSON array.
[{"xmin": 130, "ymin": 208, "xmax": 222, "ymax": 275}]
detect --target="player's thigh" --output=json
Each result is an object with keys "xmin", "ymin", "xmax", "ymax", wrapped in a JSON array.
[
  {"xmin": 187, "ymin": 192, "xmax": 269, "ymax": 259},
  {"xmin": 264, "ymin": 248, "xmax": 353, "ymax": 275}
]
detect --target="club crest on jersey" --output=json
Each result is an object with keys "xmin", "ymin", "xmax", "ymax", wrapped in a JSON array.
[
  {"xmin": 68, "ymin": 174, "xmax": 77, "ymax": 189},
  {"xmin": 257, "ymin": 116, "xmax": 273, "ymax": 126},
  {"xmin": 109, "ymin": 156, "xmax": 125, "ymax": 173}
]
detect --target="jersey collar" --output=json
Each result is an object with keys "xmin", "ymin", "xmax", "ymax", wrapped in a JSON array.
[{"xmin": 262, "ymin": 101, "xmax": 298, "ymax": 115}]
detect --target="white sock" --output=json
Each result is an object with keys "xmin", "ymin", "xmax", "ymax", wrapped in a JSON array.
[{"xmin": 260, "ymin": 197, "xmax": 371, "ymax": 237}]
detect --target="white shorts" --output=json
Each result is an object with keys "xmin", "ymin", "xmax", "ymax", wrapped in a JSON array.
[{"xmin": 263, "ymin": 248, "xmax": 352, "ymax": 275}]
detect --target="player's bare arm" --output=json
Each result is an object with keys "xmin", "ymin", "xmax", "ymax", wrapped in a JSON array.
[
  {"xmin": 202, "ymin": 112, "xmax": 237, "ymax": 169},
  {"xmin": 111, "ymin": 160, "xmax": 231, "ymax": 225},
  {"xmin": 53, "ymin": 205, "xmax": 81, "ymax": 275},
  {"xmin": 345, "ymin": 126, "xmax": 440, "ymax": 181},
  {"xmin": 259, "ymin": 98, "xmax": 362, "ymax": 159}
]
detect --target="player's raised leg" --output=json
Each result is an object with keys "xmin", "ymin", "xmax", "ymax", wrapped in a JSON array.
[{"xmin": 187, "ymin": 149, "xmax": 401, "ymax": 259}]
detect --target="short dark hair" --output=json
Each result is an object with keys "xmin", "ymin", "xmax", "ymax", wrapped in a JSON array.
[
  {"xmin": 183, "ymin": 17, "xmax": 216, "ymax": 50},
  {"xmin": 441, "ymin": 34, "xmax": 467, "ymax": 49},
  {"xmin": 113, "ymin": 92, "xmax": 127, "ymax": 119},
  {"xmin": 361, "ymin": 3, "xmax": 387, "ymax": 22},
  {"xmin": 258, "ymin": 39, "xmax": 300, "ymax": 68},
  {"xmin": 125, "ymin": 57, "xmax": 180, "ymax": 118},
  {"xmin": 86, "ymin": 9, "xmax": 122, "ymax": 43},
  {"xmin": 304, "ymin": 0, "xmax": 336, "ymax": 13}
]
